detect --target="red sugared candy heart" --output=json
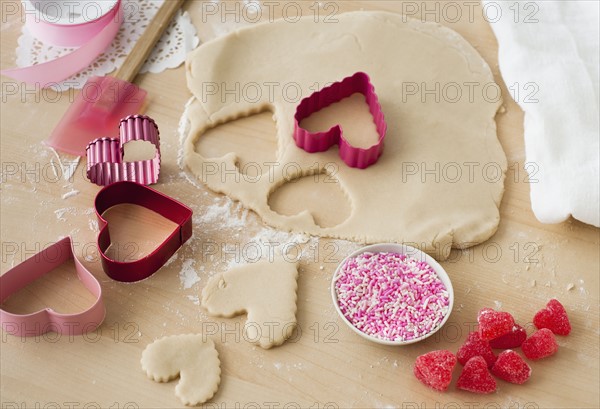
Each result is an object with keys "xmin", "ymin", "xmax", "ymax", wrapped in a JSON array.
[
  {"xmin": 489, "ymin": 324, "xmax": 528, "ymax": 349},
  {"xmin": 521, "ymin": 328, "xmax": 558, "ymax": 360},
  {"xmin": 457, "ymin": 356, "xmax": 497, "ymax": 394},
  {"xmin": 457, "ymin": 331, "xmax": 497, "ymax": 368},
  {"xmin": 414, "ymin": 350, "xmax": 457, "ymax": 392},
  {"xmin": 478, "ymin": 308, "xmax": 515, "ymax": 341},
  {"xmin": 533, "ymin": 299, "xmax": 571, "ymax": 336},
  {"xmin": 491, "ymin": 350, "xmax": 531, "ymax": 384}
]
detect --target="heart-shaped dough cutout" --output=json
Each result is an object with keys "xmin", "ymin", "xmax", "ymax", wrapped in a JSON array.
[
  {"xmin": 201, "ymin": 254, "xmax": 299, "ymax": 349},
  {"xmin": 141, "ymin": 334, "xmax": 221, "ymax": 406}
]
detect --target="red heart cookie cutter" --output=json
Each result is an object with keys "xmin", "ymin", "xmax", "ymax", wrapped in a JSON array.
[
  {"xmin": 86, "ymin": 115, "xmax": 161, "ymax": 186},
  {"xmin": 95, "ymin": 181, "xmax": 193, "ymax": 282},
  {"xmin": 0, "ymin": 237, "xmax": 105, "ymax": 337},
  {"xmin": 293, "ymin": 72, "xmax": 387, "ymax": 169}
]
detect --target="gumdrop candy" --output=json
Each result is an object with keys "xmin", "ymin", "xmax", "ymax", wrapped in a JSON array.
[
  {"xmin": 491, "ymin": 350, "xmax": 531, "ymax": 384},
  {"xmin": 414, "ymin": 350, "xmax": 457, "ymax": 392},
  {"xmin": 457, "ymin": 356, "xmax": 497, "ymax": 394}
]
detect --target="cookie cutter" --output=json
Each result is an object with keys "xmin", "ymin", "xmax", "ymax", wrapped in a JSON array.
[
  {"xmin": 0, "ymin": 237, "xmax": 105, "ymax": 337},
  {"xmin": 293, "ymin": 71, "xmax": 387, "ymax": 169},
  {"xmin": 86, "ymin": 115, "xmax": 161, "ymax": 186},
  {"xmin": 95, "ymin": 181, "xmax": 193, "ymax": 282}
]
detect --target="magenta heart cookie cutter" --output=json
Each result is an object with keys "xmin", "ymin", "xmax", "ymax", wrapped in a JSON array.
[
  {"xmin": 86, "ymin": 114, "xmax": 160, "ymax": 186},
  {"xmin": 95, "ymin": 181, "xmax": 193, "ymax": 283},
  {"xmin": 0, "ymin": 237, "xmax": 105, "ymax": 337},
  {"xmin": 293, "ymin": 72, "xmax": 387, "ymax": 169}
]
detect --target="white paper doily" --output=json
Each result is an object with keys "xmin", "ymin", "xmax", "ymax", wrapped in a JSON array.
[{"xmin": 16, "ymin": 0, "xmax": 200, "ymax": 91}]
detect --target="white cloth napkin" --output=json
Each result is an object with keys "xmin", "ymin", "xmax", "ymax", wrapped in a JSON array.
[{"xmin": 484, "ymin": 0, "xmax": 599, "ymax": 227}]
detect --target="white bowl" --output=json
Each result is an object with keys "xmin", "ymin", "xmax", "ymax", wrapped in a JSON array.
[{"xmin": 331, "ymin": 243, "xmax": 454, "ymax": 346}]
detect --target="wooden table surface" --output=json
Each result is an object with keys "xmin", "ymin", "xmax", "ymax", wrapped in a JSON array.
[{"xmin": 1, "ymin": 1, "xmax": 599, "ymax": 408}]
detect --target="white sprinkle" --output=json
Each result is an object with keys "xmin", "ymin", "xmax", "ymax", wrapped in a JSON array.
[
  {"xmin": 187, "ymin": 295, "xmax": 200, "ymax": 305},
  {"xmin": 62, "ymin": 189, "xmax": 79, "ymax": 200}
]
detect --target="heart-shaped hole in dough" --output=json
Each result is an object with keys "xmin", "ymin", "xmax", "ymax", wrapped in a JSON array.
[
  {"xmin": 194, "ymin": 111, "xmax": 277, "ymax": 178},
  {"xmin": 1, "ymin": 258, "xmax": 97, "ymax": 315},
  {"xmin": 299, "ymin": 92, "xmax": 381, "ymax": 150},
  {"xmin": 268, "ymin": 169, "xmax": 352, "ymax": 228},
  {"xmin": 101, "ymin": 204, "xmax": 180, "ymax": 262}
]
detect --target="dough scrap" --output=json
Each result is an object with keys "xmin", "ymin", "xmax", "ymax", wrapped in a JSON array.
[
  {"xmin": 183, "ymin": 11, "xmax": 507, "ymax": 260},
  {"xmin": 141, "ymin": 334, "xmax": 221, "ymax": 406},
  {"xmin": 201, "ymin": 255, "xmax": 299, "ymax": 349}
]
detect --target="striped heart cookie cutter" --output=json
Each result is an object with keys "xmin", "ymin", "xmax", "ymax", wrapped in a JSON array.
[
  {"xmin": 86, "ymin": 115, "xmax": 161, "ymax": 186},
  {"xmin": 293, "ymin": 72, "xmax": 387, "ymax": 169}
]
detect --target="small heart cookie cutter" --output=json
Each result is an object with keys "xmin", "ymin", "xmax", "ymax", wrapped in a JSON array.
[
  {"xmin": 293, "ymin": 72, "xmax": 387, "ymax": 169},
  {"xmin": 95, "ymin": 181, "xmax": 193, "ymax": 282},
  {"xmin": 0, "ymin": 237, "xmax": 105, "ymax": 337},
  {"xmin": 86, "ymin": 115, "xmax": 161, "ymax": 186}
]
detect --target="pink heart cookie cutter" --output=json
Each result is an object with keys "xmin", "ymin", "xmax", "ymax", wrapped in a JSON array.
[
  {"xmin": 86, "ymin": 114, "xmax": 161, "ymax": 186},
  {"xmin": 0, "ymin": 237, "xmax": 105, "ymax": 337},
  {"xmin": 293, "ymin": 72, "xmax": 387, "ymax": 169}
]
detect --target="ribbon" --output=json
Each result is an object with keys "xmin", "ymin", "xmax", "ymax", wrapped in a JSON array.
[{"xmin": 1, "ymin": 0, "xmax": 123, "ymax": 87}]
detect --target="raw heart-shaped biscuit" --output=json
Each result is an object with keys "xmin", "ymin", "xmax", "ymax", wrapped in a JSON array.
[
  {"xmin": 201, "ymin": 255, "xmax": 299, "ymax": 349},
  {"xmin": 141, "ymin": 334, "xmax": 221, "ymax": 406}
]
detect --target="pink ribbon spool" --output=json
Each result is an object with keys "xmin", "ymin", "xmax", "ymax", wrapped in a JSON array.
[{"xmin": 1, "ymin": 0, "xmax": 123, "ymax": 87}]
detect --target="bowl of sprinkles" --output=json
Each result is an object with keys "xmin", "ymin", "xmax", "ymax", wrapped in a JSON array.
[{"xmin": 332, "ymin": 243, "xmax": 454, "ymax": 345}]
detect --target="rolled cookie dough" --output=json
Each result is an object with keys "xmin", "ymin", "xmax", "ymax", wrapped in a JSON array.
[
  {"xmin": 183, "ymin": 11, "xmax": 507, "ymax": 260},
  {"xmin": 141, "ymin": 334, "xmax": 221, "ymax": 406},
  {"xmin": 201, "ymin": 255, "xmax": 299, "ymax": 349}
]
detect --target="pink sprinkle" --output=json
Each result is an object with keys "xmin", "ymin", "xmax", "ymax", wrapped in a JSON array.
[{"xmin": 334, "ymin": 252, "xmax": 450, "ymax": 342}]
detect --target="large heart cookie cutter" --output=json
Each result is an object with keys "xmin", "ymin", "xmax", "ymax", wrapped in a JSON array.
[
  {"xmin": 86, "ymin": 115, "xmax": 161, "ymax": 186},
  {"xmin": 95, "ymin": 181, "xmax": 193, "ymax": 282},
  {"xmin": 0, "ymin": 237, "xmax": 105, "ymax": 337},
  {"xmin": 293, "ymin": 71, "xmax": 387, "ymax": 169}
]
